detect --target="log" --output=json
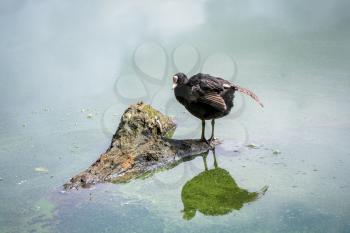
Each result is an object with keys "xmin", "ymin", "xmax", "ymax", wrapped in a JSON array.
[{"xmin": 64, "ymin": 102, "xmax": 218, "ymax": 190}]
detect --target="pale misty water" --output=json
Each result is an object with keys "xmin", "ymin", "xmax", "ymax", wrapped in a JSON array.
[{"xmin": 1, "ymin": 1, "xmax": 350, "ymax": 233}]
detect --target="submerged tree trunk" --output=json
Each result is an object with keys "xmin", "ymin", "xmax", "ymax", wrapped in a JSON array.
[{"xmin": 64, "ymin": 102, "xmax": 218, "ymax": 190}]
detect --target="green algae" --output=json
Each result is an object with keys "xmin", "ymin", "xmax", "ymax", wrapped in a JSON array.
[
  {"xmin": 141, "ymin": 103, "xmax": 159, "ymax": 119},
  {"xmin": 27, "ymin": 199, "xmax": 56, "ymax": 233},
  {"xmin": 34, "ymin": 198, "xmax": 55, "ymax": 219},
  {"xmin": 2, "ymin": 198, "xmax": 57, "ymax": 233},
  {"xmin": 163, "ymin": 127, "xmax": 175, "ymax": 139}
]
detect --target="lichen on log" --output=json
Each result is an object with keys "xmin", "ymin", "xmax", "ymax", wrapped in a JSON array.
[{"xmin": 64, "ymin": 102, "xmax": 218, "ymax": 190}]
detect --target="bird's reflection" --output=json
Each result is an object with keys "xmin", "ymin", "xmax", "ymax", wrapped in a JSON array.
[{"xmin": 181, "ymin": 149, "xmax": 267, "ymax": 220}]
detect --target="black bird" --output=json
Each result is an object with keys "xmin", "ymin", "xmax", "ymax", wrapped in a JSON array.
[
  {"xmin": 172, "ymin": 73, "xmax": 263, "ymax": 143},
  {"xmin": 181, "ymin": 149, "xmax": 267, "ymax": 220}
]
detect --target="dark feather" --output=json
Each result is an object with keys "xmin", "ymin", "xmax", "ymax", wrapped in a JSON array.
[
  {"xmin": 188, "ymin": 74, "xmax": 226, "ymax": 93},
  {"xmin": 173, "ymin": 72, "xmax": 262, "ymax": 121},
  {"xmin": 198, "ymin": 92, "xmax": 227, "ymax": 111},
  {"xmin": 235, "ymin": 85, "xmax": 264, "ymax": 107}
]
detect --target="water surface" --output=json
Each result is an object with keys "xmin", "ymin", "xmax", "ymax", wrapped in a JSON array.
[{"xmin": 1, "ymin": 0, "xmax": 350, "ymax": 232}]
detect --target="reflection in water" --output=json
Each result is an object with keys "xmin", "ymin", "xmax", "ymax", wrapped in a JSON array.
[{"xmin": 181, "ymin": 149, "xmax": 267, "ymax": 220}]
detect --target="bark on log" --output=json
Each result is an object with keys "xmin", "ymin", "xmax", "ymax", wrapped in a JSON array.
[{"xmin": 64, "ymin": 102, "xmax": 218, "ymax": 190}]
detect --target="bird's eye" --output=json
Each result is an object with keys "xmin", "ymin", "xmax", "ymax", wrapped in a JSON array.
[{"xmin": 173, "ymin": 75, "xmax": 178, "ymax": 83}]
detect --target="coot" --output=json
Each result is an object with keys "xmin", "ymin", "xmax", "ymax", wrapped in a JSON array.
[{"xmin": 172, "ymin": 73, "xmax": 263, "ymax": 143}]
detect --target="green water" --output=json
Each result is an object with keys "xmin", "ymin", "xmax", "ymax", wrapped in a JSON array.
[{"xmin": 1, "ymin": 0, "xmax": 350, "ymax": 232}]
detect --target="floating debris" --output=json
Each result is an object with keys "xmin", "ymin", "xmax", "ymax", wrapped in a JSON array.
[
  {"xmin": 35, "ymin": 167, "xmax": 49, "ymax": 173},
  {"xmin": 246, "ymin": 143, "xmax": 259, "ymax": 149},
  {"xmin": 0, "ymin": 177, "xmax": 3, "ymax": 181},
  {"xmin": 272, "ymin": 149, "xmax": 281, "ymax": 155},
  {"xmin": 18, "ymin": 180, "xmax": 27, "ymax": 185},
  {"xmin": 63, "ymin": 102, "xmax": 214, "ymax": 190},
  {"xmin": 22, "ymin": 123, "xmax": 26, "ymax": 128},
  {"xmin": 86, "ymin": 113, "xmax": 93, "ymax": 119}
]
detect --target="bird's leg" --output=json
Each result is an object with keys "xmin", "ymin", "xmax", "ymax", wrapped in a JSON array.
[
  {"xmin": 202, "ymin": 152, "xmax": 208, "ymax": 171},
  {"xmin": 200, "ymin": 120, "xmax": 206, "ymax": 142},
  {"xmin": 212, "ymin": 148, "xmax": 218, "ymax": 169},
  {"xmin": 208, "ymin": 119, "xmax": 215, "ymax": 142}
]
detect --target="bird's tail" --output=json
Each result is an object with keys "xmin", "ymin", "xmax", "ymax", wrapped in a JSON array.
[{"xmin": 234, "ymin": 85, "xmax": 264, "ymax": 108}]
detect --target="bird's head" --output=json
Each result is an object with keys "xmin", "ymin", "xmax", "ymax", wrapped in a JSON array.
[{"xmin": 172, "ymin": 73, "xmax": 188, "ymax": 89}]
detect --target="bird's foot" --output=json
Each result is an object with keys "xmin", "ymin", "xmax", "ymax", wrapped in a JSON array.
[
  {"xmin": 208, "ymin": 137, "xmax": 218, "ymax": 148},
  {"xmin": 200, "ymin": 137, "xmax": 209, "ymax": 144},
  {"xmin": 200, "ymin": 137, "xmax": 216, "ymax": 149}
]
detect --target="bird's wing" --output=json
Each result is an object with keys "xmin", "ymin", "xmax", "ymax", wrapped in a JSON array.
[
  {"xmin": 188, "ymin": 74, "xmax": 225, "ymax": 92},
  {"xmin": 235, "ymin": 85, "xmax": 264, "ymax": 108},
  {"xmin": 187, "ymin": 74, "xmax": 228, "ymax": 111},
  {"xmin": 198, "ymin": 92, "xmax": 227, "ymax": 111}
]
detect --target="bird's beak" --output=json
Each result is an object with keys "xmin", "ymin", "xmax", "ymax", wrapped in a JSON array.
[{"xmin": 172, "ymin": 83, "xmax": 177, "ymax": 90}]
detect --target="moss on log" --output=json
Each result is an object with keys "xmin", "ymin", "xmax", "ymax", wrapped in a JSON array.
[{"xmin": 64, "ymin": 102, "xmax": 218, "ymax": 190}]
